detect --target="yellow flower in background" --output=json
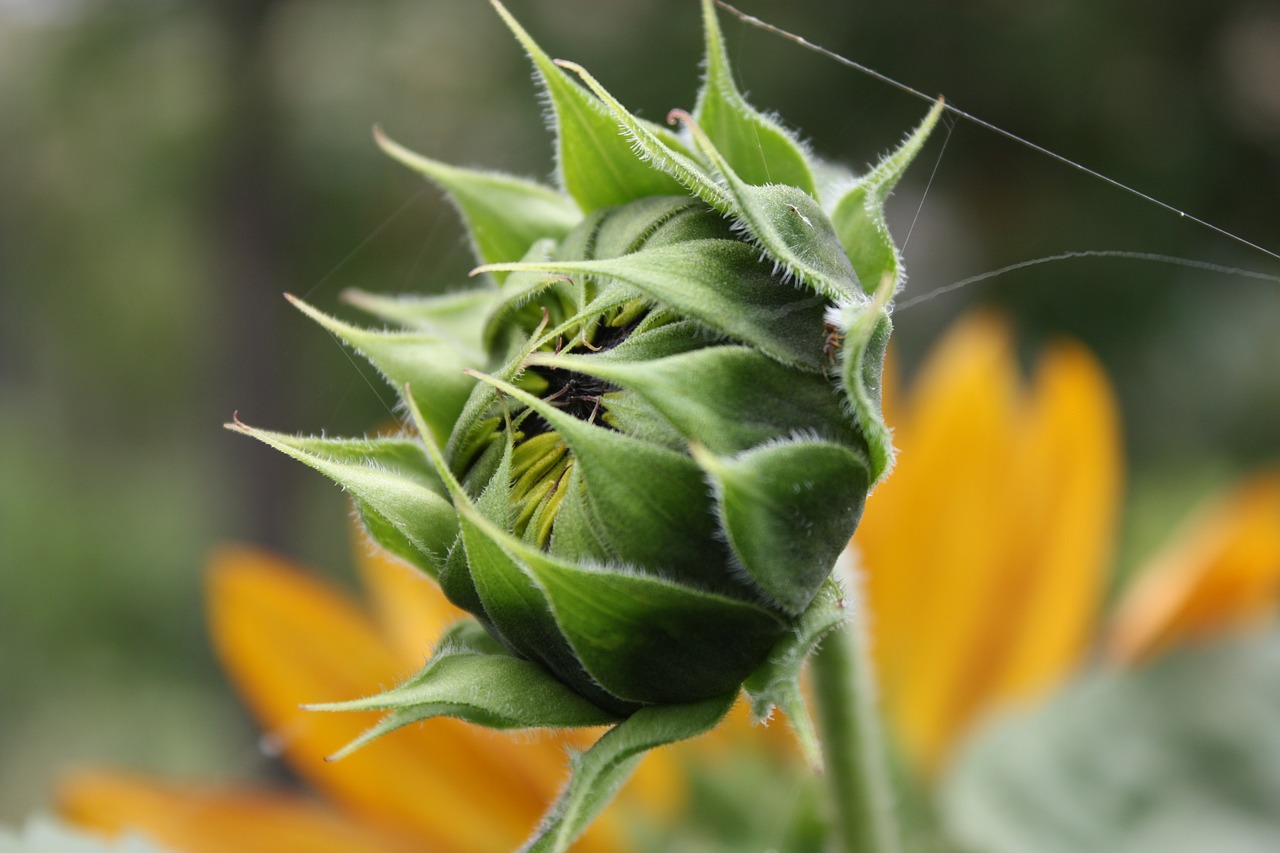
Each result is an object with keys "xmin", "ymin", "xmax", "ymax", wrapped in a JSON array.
[
  {"xmin": 1107, "ymin": 469, "xmax": 1280, "ymax": 664},
  {"xmin": 858, "ymin": 312, "xmax": 1280, "ymax": 778},
  {"xmin": 57, "ymin": 313, "xmax": 1280, "ymax": 851},
  {"xmin": 858, "ymin": 312, "xmax": 1122, "ymax": 776},
  {"xmin": 59, "ymin": 539, "xmax": 674, "ymax": 853}
]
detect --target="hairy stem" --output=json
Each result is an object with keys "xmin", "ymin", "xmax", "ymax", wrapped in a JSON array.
[{"xmin": 810, "ymin": 558, "xmax": 900, "ymax": 853}]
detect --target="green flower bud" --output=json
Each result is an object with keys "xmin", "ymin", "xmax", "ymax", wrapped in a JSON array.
[{"xmin": 234, "ymin": 0, "xmax": 940, "ymax": 716}]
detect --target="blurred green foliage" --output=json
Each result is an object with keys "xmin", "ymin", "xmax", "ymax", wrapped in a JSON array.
[{"xmin": 0, "ymin": 0, "xmax": 1275, "ymax": 822}]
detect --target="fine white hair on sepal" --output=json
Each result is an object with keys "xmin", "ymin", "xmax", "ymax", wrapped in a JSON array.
[{"xmin": 824, "ymin": 298, "xmax": 869, "ymax": 330}]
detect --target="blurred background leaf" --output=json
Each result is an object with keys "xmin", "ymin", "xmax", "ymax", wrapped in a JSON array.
[
  {"xmin": 0, "ymin": 0, "xmax": 1276, "ymax": 823},
  {"xmin": 942, "ymin": 628, "xmax": 1280, "ymax": 852}
]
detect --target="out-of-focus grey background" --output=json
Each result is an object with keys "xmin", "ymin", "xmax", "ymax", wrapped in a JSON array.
[{"xmin": 1, "ymin": 0, "xmax": 1276, "ymax": 820}]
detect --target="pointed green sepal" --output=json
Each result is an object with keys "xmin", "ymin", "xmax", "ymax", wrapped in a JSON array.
[
  {"xmin": 834, "ymin": 276, "xmax": 896, "ymax": 482},
  {"xmin": 522, "ymin": 692, "xmax": 737, "ymax": 853},
  {"xmin": 375, "ymin": 126, "xmax": 580, "ymax": 280},
  {"xmin": 464, "ymin": 370, "xmax": 736, "ymax": 592},
  {"xmin": 509, "ymin": 539, "xmax": 786, "ymax": 704},
  {"xmin": 476, "ymin": 239, "xmax": 830, "ymax": 371},
  {"xmin": 491, "ymin": 1, "xmax": 687, "ymax": 210},
  {"xmin": 481, "ymin": 238, "xmax": 571, "ymax": 353},
  {"xmin": 672, "ymin": 110, "xmax": 862, "ymax": 303},
  {"xmin": 286, "ymin": 294, "xmax": 479, "ymax": 445},
  {"xmin": 744, "ymin": 578, "xmax": 848, "ymax": 772},
  {"xmin": 829, "ymin": 98, "xmax": 945, "ymax": 293},
  {"xmin": 530, "ymin": 345, "xmax": 860, "ymax": 455},
  {"xmin": 693, "ymin": 0, "xmax": 816, "ymax": 195},
  {"xmin": 692, "ymin": 439, "xmax": 869, "ymax": 616},
  {"xmin": 309, "ymin": 619, "xmax": 619, "ymax": 761},
  {"xmin": 342, "ymin": 287, "xmax": 493, "ymax": 354},
  {"xmin": 552, "ymin": 59, "xmax": 732, "ymax": 214},
  {"xmin": 226, "ymin": 424, "xmax": 456, "ymax": 577}
]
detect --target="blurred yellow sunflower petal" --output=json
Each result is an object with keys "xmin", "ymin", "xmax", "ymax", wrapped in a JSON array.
[
  {"xmin": 984, "ymin": 340, "xmax": 1122, "ymax": 703},
  {"xmin": 1108, "ymin": 471, "xmax": 1280, "ymax": 663},
  {"xmin": 858, "ymin": 312, "xmax": 1022, "ymax": 772},
  {"xmin": 858, "ymin": 316, "xmax": 1123, "ymax": 776},
  {"xmin": 58, "ymin": 770, "xmax": 421, "ymax": 853},
  {"xmin": 208, "ymin": 546, "xmax": 624, "ymax": 853},
  {"xmin": 350, "ymin": 521, "xmax": 466, "ymax": 669}
]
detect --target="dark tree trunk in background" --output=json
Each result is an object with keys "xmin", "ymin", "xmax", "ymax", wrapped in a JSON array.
[{"xmin": 211, "ymin": 0, "xmax": 298, "ymax": 550}]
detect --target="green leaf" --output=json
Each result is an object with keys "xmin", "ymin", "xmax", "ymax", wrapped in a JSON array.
[
  {"xmin": 285, "ymin": 295, "xmax": 479, "ymax": 446},
  {"xmin": 531, "ymin": 345, "xmax": 860, "ymax": 455},
  {"xmin": 673, "ymin": 110, "xmax": 861, "ymax": 303},
  {"xmin": 342, "ymin": 287, "xmax": 494, "ymax": 354},
  {"xmin": 225, "ymin": 425, "xmax": 456, "ymax": 578},
  {"xmin": 828, "ymin": 99, "xmax": 944, "ymax": 294},
  {"xmin": 942, "ymin": 629, "xmax": 1280, "ymax": 853},
  {"xmin": 693, "ymin": 439, "xmax": 869, "ymax": 617},
  {"xmin": 835, "ymin": 282, "xmax": 896, "ymax": 482},
  {"xmin": 744, "ymin": 578, "xmax": 847, "ymax": 772},
  {"xmin": 693, "ymin": 0, "xmax": 816, "ymax": 195},
  {"xmin": 375, "ymin": 127, "xmax": 580, "ymax": 280},
  {"xmin": 476, "ymin": 239, "xmax": 830, "ymax": 372},
  {"xmin": 492, "ymin": 1, "xmax": 687, "ymax": 210},
  {"xmin": 522, "ymin": 692, "xmax": 737, "ymax": 853},
  {"xmin": 309, "ymin": 620, "xmax": 619, "ymax": 760}
]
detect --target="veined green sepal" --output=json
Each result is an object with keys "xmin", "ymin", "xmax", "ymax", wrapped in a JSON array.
[
  {"xmin": 552, "ymin": 60, "xmax": 732, "ymax": 214},
  {"xmin": 286, "ymin": 294, "xmax": 479, "ymax": 446},
  {"xmin": 529, "ymin": 345, "xmax": 860, "ymax": 455},
  {"xmin": 341, "ymin": 287, "xmax": 493, "ymax": 355},
  {"xmin": 829, "ymin": 98, "xmax": 946, "ymax": 294},
  {"xmin": 491, "ymin": 0, "xmax": 688, "ymax": 210},
  {"xmin": 744, "ymin": 578, "xmax": 849, "ymax": 771},
  {"xmin": 308, "ymin": 619, "xmax": 620, "ymax": 761},
  {"xmin": 833, "ymin": 276, "xmax": 896, "ymax": 482},
  {"xmin": 463, "ymin": 370, "xmax": 736, "ymax": 592},
  {"xmin": 692, "ymin": 0, "xmax": 816, "ymax": 195},
  {"xmin": 476, "ymin": 239, "xmax": 830, "ymax": 371},
  {"xmin": 224, "ymin": 423, "xmax": 456, "ymax": 577},
  {"xmin": 692, "ymin": 439, "xmax": 870, "ymax": 617},
  {"xmin": 375, "ymin": 126, "xmax": 581, "ymax": 281}
]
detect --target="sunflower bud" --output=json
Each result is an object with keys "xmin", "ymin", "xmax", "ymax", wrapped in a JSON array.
[{"xmin": 234, "ymin": 0, "xmax": 940, "ymax": 718}]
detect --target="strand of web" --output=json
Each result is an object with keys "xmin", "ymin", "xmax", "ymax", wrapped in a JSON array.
[
  {"xmin": 896, "ymin": 250, "xmax": 1280, "ymax": 311},
  {"xmin": 714, "ymin": 0, "xmax": 1280, "ymax": 267}
]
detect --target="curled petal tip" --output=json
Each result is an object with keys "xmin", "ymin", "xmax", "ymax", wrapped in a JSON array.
[{"xmin": 667, "ymin": 108, "xmax": 693, "ymax": 127}]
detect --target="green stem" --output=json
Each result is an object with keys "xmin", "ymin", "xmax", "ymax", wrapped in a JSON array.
[{"xmin": 810, "ymin": 581, "xmax": 901, "ymax": 853}]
